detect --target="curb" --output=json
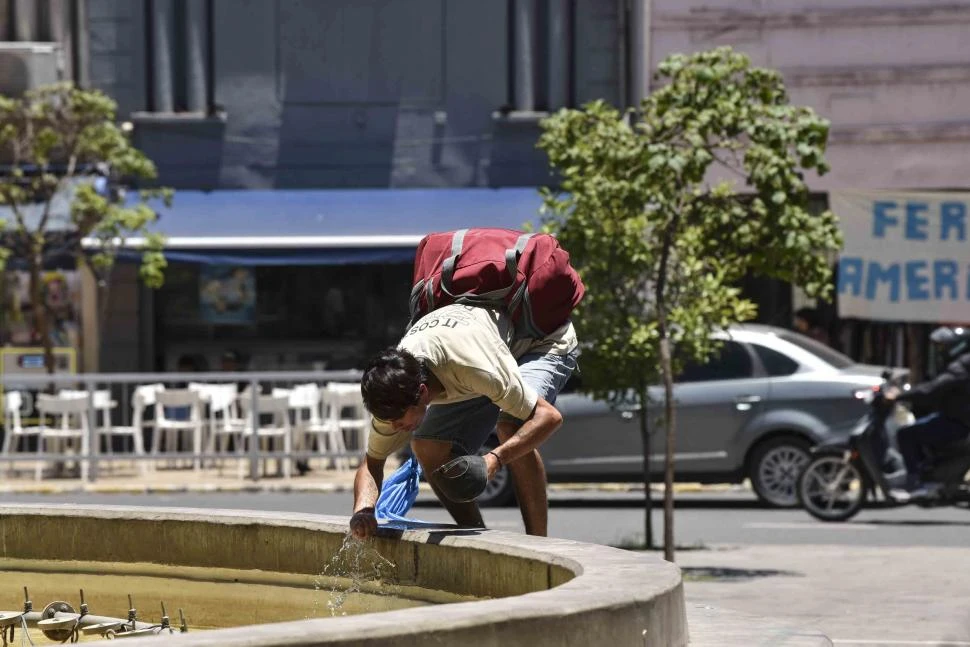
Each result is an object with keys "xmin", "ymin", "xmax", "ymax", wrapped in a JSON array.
[
  {"xmin": 0, "ymin": 482, "xmax": 354, "ymax": 496},
  {"xmin": 0, "ymin": 481, "xmax": 749, "ymax": 496}
]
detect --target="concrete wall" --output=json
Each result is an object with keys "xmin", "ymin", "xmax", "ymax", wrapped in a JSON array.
[
  {"xmin": 650, "ymin": 0, "xmax": 970, "ymax": 190},
  {"xmin": 86, "ymin": 0, "xmax": 147, "ymax": 117}
]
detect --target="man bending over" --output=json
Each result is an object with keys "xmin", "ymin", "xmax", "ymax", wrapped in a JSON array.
[{"xmin": 349, "ymin": 303, "xmax": 578, "ymax": 539}]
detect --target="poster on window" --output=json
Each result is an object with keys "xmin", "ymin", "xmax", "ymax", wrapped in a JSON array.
[
  {"xmin": 199, "ymin": 266, "xmax": 256, "ymax": 324},
  {"xmin": 833, "ymin": 190, "xmax": 970, "ymax": 323},
  {"xmin": 0, "ymin": 270, "xmax": 81, "ymax": 348}
]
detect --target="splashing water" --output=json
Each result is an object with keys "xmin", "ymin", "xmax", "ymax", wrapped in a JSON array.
[{"xmin": 312, "ymin": 534, "xmax": 396, "ymax": 617}]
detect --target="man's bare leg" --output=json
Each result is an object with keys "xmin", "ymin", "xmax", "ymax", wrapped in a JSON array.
[
  {"xmin": 497, "ymin": 422, "xmax": 548, "ymax": 536},
  {"xmin": 411, "ymin": 438, "xmax": 485, "ymax": 528}
]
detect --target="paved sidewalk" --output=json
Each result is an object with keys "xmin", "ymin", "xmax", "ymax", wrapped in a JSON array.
[
  {"xmin": 0, "ymin": 460, "xmax": 366, "ymax": 494},
  {"xmin": 678, "ymin": 543, "xmax": 970, "ymax": 646},
  {"xmin": 0, "ymin": 459, "xmax": 747, "ymax": 496}
]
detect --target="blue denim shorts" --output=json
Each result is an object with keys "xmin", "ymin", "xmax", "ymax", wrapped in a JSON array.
[{"xmin": 412, "ymin": 350, "xmax": 579, "ymax": 455}]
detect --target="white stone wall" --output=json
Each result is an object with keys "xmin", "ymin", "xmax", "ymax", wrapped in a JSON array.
[{"xmin": 651, "ymin": 0, "xmax": 970, "ymax": 190}]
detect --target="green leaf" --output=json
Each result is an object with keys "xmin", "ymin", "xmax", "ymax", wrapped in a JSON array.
[
  {"xmin": 0, "ymin": 82, "xmax": 174, "ymax": 367},
  {"xmin": 535, "ymin": 44, "xmax": 841, "ymax": 442}
]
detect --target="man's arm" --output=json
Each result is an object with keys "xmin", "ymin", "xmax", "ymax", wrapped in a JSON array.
[
  {"xmin": 897, "ymin": 358, "xmax": 967, "ymax": 409},
  {"xmin": 349, "ymin": 455, "xmax": 386, "ymax": 539},
  {"xmin": 484, "ymin": 398, "xmax": 562, "ymax": 478}
]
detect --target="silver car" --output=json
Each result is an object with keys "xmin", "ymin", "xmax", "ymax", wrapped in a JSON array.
[{"xmin": 482, "ymin": 324, "xmax": 908, "ymax": 508}]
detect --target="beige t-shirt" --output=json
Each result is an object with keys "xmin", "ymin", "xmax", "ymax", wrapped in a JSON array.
[{"xmin": 366, "ymin": 304, "xmax": 577, "ymax": 460}]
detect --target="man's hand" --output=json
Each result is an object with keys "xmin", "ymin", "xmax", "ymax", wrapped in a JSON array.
[
  {"xmin": 351, "ymin": 456, "xmax": 385, "ymax": 540},
  {"xmin": 883, "ymin": 386, "xmax": 901, "ymax": 401},
  {"xmin": 484, "ymin": 451, "xmax": 502, "ymax": 481},
  {"xmin": 349, "ymin": 507, "xmax": 378, "ymax": 540}
]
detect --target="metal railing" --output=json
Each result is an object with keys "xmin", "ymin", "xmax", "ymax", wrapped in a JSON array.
[{"xmin": 0, "ymin": 369, "xmax": 365, "ymax": 483}]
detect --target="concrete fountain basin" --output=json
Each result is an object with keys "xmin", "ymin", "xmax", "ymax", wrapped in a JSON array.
[{"xmin": 0, "ymin": 504, "xmax": 688, "ymax": 646}]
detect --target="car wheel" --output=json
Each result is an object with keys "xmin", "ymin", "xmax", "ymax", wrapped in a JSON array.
[
  {"xmin": 748, "ymin": 436, "xmax": 811, "ymax": 508},
  {"xmin": 476, "ymin": 443, "xmax": 516, "ymax": 508}
]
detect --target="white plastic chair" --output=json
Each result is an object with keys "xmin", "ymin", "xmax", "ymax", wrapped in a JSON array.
[
  {"xmin": 1, "ymin": 391, "xmax": 40, "ymax": 475},
  {"xmin": 102, "ymin": 383, "xmax": 165, "ymax": 475},
  {"xmin": 58, "ymin": 388, "xmax": 115, "ymax": 428},
  {"xmin": 238, "ymin": 394, "xmax": 292, "ymax": 479},
  {"xmin": 192, "ymin": 382, "xmax": 246, "ymax": 434},
  {"xmin": 323, "ymin": 382, "xmax": 369, "ymax": 464},
  {"xmin": 190, "ymin": 382, "xmax": 245, "ymax": 467},
  {"xmin": 278, "ymin": 383, "xmax": 348, "ymax": 470},
  {"xmin": 153, "ymin": 389, "xmax": 205, "ymax": 470},
  {"xmin": 34, "ymin": 394, "xmax": 91, "ymax": 481},
  {"xmin": 58, "ymin": 389, "xmax": 120, "ymax": 466},
  {"xmin": 200, "ymin": 383, "xmax": 248, "ymax": 473}
]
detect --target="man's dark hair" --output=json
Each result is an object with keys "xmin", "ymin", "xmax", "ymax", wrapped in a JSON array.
[{"xmin": 361, "ymin": 347, "xmax": 428, "ymax": 420}]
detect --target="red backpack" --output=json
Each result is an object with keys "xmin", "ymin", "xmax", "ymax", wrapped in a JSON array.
[{"xmin": 408, "ymin": 228, "xmax": 585, "ymax": 338}]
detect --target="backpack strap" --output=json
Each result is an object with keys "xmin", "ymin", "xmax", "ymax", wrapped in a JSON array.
[
  {"xmin": 440, "ymin": 229, "xmax": 469, "ymax": 297},
  {"xmin": 408, "ymin": 279, "xmax": 425, "ymax": 322},
  {"xmin": 516, "ymin": 288, "xmax": 544, "ymax": 339},
  {"xmin": 440, "ymin": 230, "xmax": 532, "ymax": 306},
  {"xmin": 424, "ymin": 278, "xmax": 436, "ymax": 312},
  {"xmin": 504, "ymin": 233, "xmax": 534, "ymax": 282}
]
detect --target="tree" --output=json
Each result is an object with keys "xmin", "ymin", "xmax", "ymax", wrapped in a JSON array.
[
  {"xmin": 537, "ymin": 47, "xmax": 843, "ymax": 562},
  {"xmin": 0, "ymin": 83, "xmax": 169, "ymax": 372}
]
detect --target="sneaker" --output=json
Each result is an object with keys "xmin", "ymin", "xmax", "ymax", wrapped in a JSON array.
[
  {"xmin": 888, "ymin": 488, "xmax": 912, "ymax": 503},
  {"xmin": 908, "ymin": 482, "xmax": 943, "ymax": 501}
]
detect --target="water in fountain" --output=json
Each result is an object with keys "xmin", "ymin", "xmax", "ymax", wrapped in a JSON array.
[{"xmin": 313, "ymin": 534, "xmax": 396, "ymax": 618}]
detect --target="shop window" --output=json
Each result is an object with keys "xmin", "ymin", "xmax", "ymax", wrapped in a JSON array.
[{"xmin": 154, "ymin": 263, "xmax": 412, "ymax": 370}]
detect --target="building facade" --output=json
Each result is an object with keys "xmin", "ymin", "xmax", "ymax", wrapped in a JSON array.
[{"xmin": 3, "ymin": 0, "xmax": 970, "ymax": 372}]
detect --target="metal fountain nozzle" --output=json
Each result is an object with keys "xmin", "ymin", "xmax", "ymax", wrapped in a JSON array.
[
  {"xmin": 22, "ymin": 587, "xmax": 31, "ymax": 613},
  {"xmin": 179, "ymin": 608, "xmax": 188, "ymax": 633},
  {"xmin": 79, "ymin": 589, "xmax": 89, "ymax": 616},
  {"xmin": 127, "ymin": 594, "xmax": 137, "ymax": 627},
  {"xmin": 160, "ymin": 602, "xmax": 171, "ymax": 631}
]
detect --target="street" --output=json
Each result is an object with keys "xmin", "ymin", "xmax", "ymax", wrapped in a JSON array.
[
  {"xmin": 2, "ymin": 490, "xmax": 969, "ymax": 645},
  {"xmin": 3, "ymin": 490, "xmax": 968, "ymax": 548}
]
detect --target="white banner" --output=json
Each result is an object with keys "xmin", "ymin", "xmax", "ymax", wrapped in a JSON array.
[{"xmin": 833, "ymin": 190, "xmax": 970, "ymax": 323}]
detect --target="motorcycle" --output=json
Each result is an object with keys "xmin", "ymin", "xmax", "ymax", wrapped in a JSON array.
[{"xmin": 797, "ymin": 371, "xmax": 970, "ymax": 522}]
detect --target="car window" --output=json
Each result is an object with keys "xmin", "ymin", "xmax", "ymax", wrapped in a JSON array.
[
  {"xmin": 677, "ymin": 341, "xmax": 754, "ymax": 383},
  {"xmin": 776, "ymin": 331, "xmax": 854, "ymax": 369},
  {"xmin": 752, "ymin": 343, "xmax": 800, "ymax": 377}
]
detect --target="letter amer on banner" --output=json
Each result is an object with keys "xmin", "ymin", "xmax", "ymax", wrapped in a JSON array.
[{"xmin": 832, "ymin": 191, "xmax": 970, "ymax": 323}]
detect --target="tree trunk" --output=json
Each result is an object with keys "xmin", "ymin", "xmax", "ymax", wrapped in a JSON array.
[
  {"xmin": 28, "ymin": 250, "xmax": 55, "ymax": 376},
  {"xmin": 658, "ymin": 325, "xmax": 676, "ymax": 563},
  {"xmin": 654, "ymin": 218, "xmax": 677, "ymax": 563},
  {"xmin": 638, "ymin": 385, "xmax": 653, "ymax": 550}
]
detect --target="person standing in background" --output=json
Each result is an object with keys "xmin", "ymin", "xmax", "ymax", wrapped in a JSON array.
[{"xmin": 793, "ymin": 307, "xmax": 831, "ymax": 346}]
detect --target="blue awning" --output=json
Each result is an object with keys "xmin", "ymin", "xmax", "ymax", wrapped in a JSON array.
[{"xmin": 107, "ymin": 188, "xmax": 548, "ymax": 266}]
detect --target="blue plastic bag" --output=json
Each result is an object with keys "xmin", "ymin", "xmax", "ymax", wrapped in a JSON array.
[{"xmin": 375, "ymin": 456, "xmax": 424, "ymax": 522}]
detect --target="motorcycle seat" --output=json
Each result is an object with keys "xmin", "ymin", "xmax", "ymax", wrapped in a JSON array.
[{"xmin": 926, "ymin": 435, "xmax": 970, "ymax": 460}]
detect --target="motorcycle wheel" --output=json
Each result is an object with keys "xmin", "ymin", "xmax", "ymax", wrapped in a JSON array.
[{"xmin": 797, "ymin": 452, "xmax": 869, "ymax": 522}]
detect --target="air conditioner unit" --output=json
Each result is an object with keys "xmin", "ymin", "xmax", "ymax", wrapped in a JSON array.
[{"xmin": 0, "ymin": 42, "xmax": 64, "ymax": 97}]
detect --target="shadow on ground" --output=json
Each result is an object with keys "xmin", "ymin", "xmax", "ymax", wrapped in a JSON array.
[
  {"xmin": 860, "ymin": 518, "xmax": 970, "ymax": 528},
  {"xmin": 415, "ymin": 496, "xmax": 765, "ymax": 510},
  {"xmin": 549, "ymin": 497, "xmax": 764, "ymax": 510},
  {"xmin": 681, "ymin": 566, "xmax": 803, "ymax": 583}
]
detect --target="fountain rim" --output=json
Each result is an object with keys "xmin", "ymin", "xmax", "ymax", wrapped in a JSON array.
[{"xmin": 0, "ymin": 504, "xmax": 686, "ymax": 647}]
